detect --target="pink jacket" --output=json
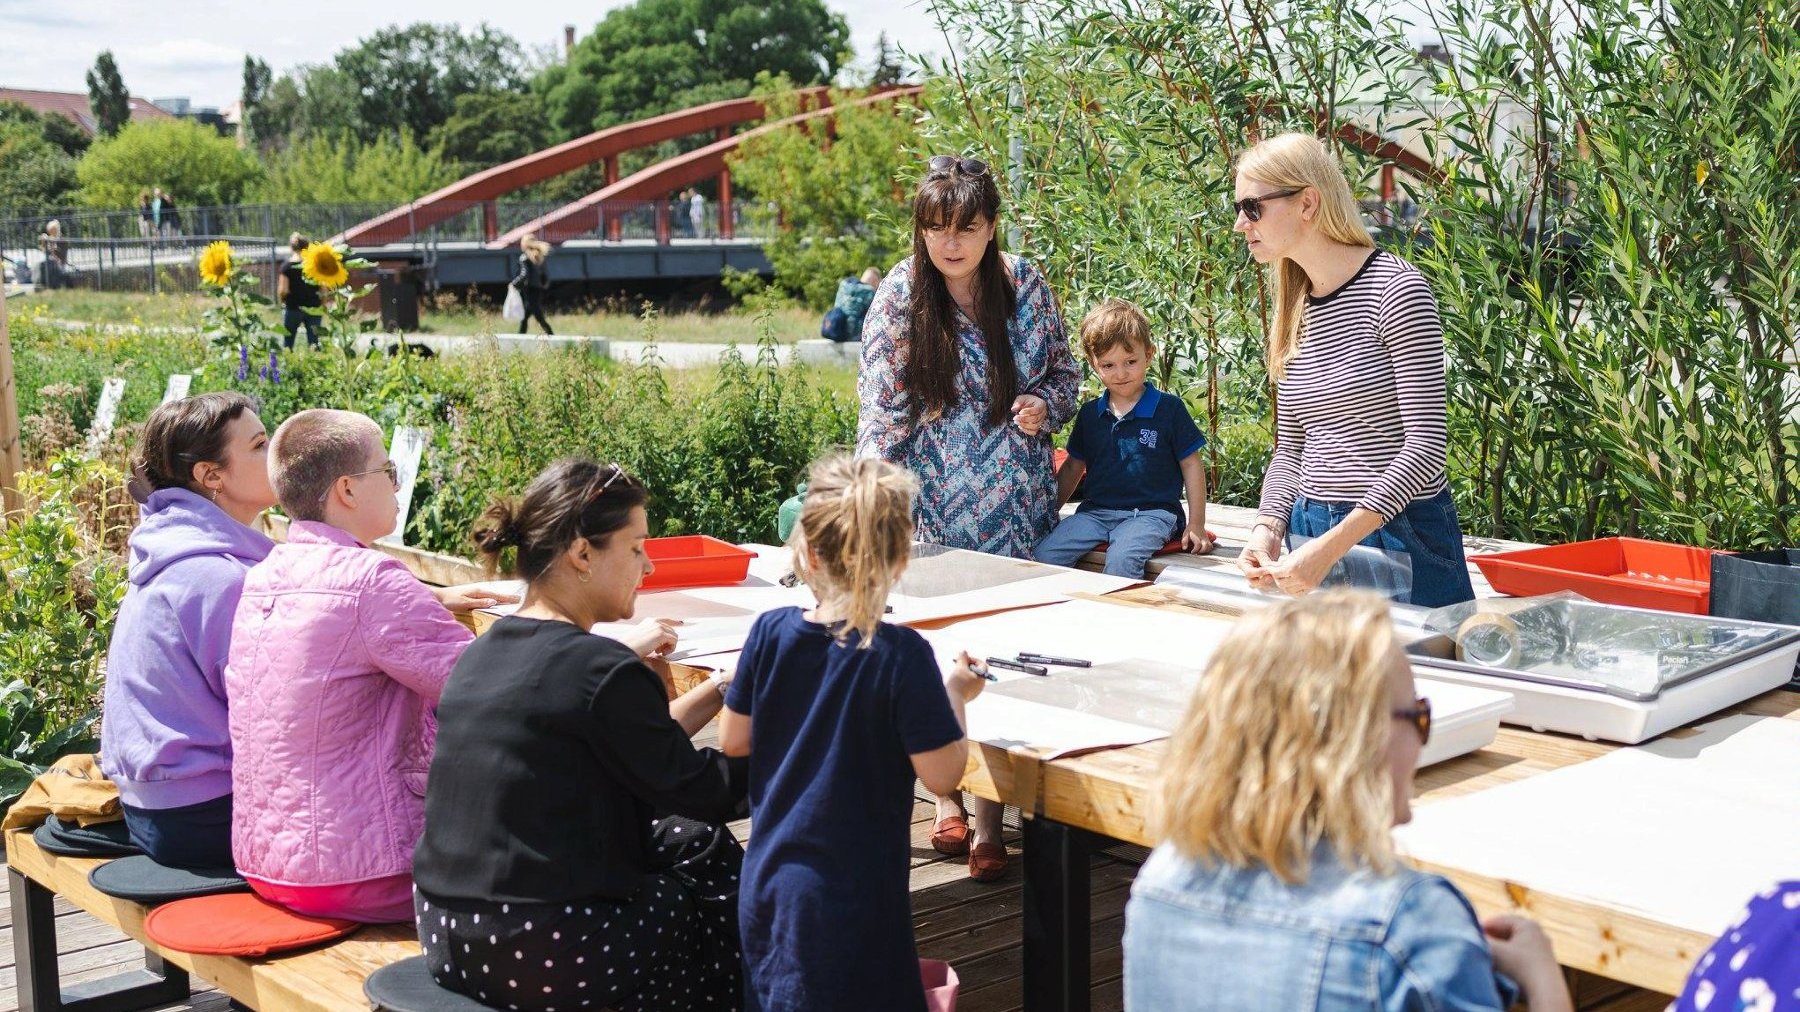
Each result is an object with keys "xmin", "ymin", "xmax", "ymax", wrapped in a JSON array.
[{"xmin": 225, "ymin": 521, "xmax": 473, "ymax": 887}]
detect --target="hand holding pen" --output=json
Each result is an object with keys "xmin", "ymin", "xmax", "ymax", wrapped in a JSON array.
[{"xmin": 946, "ymin": 651, "xmax": 989, "ymax": 702}]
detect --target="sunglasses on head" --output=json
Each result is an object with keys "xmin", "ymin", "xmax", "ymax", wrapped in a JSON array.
[
  {"xmin": 926, "ymin": 155, "xmax": 990, "ymax": 178},
  {"xmin": 1230, "ymin": 187, "xmax": 1304, "ymax": 223},
  {"xmin": 587, "ymin": 463, "xmax": 626, "ymax": 502},
  {"xmin": 1393, "ymin": 696, "xmax": 1432, "ymax": 746}
]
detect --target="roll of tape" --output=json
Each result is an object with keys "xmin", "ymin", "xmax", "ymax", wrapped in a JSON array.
[{"xmin": 1457, "ymin": 611, "xmax": 1522, "ymax": 668}]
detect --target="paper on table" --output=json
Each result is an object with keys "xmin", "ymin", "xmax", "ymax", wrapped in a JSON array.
[
  {"xmin": 1395, "ymin": 713, "xmax": 1800, "ymax": 935},
  {"xmin": 916, "ymin": 598, "xmax": 1235, "ymax": 671},
  {"xmin": 964, "ymin": 693, "xmax": 1169, "ymax": 759}
]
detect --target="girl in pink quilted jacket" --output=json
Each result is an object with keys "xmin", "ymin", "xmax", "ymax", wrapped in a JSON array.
[{"xmin": 224, "ymin": 409, "xmax": 509, "ymax": 923}]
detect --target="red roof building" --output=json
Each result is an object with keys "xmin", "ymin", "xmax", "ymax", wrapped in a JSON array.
[{"xmin": 0, "ymin": 87, "xmax": 174, "ymax": 137}]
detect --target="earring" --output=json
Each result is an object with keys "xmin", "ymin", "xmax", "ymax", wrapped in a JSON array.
[
  {"xmin": 209, "ymin": 487, "xmax": 220, "ymax": 502},
  {"xmin": 577, "ymin": 570, "xmax": 591, "ymax": 584}
]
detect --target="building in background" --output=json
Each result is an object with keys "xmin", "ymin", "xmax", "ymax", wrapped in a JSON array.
[{"xmin": 0, "ymin": 86, "xmax": 172, "ymax": 137}]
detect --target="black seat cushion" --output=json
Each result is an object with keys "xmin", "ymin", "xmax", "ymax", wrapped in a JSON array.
[
  {"xmin": 32, "ymin": 816, "xmax": 141, "ymax": 858},
  {"xmin": 88, "ymin": 855, "xmax": 250, "ymax": 904},
  {"xmin": 365, "ymin": 956, "xmax": 497, "ymax": 1011}
]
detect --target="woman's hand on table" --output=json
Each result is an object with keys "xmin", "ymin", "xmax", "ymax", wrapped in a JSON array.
[
  {"xmin": 1236, "ymin": 523, "xmax": 1284, "ymax": 590},
  {"xmin": 433, "ymin": 583, "xmax": 520, "ymax": 613},
  {"xmin": 620, "ymin": 618, "xmax": 682, "ymax": 659},
  {"xmin": 1010, "ymin": 394, "xmax": 1049, "ymax": 436},
  {"xmin": 1481, "ymin": 914, "xmax": 1573, "ymax": 1012}
]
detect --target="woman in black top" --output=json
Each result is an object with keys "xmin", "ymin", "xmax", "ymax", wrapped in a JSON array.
[
  {"xmin": 275, "ymin": 233, "xmax": 322, "ymax": 348},
  {"xmin": 413, "ymin": 458, "xmax": 746, "ymax": 1012},
  {"xmin": 511, "ymin": 237, "xmax": 553, "ymax": 335}
]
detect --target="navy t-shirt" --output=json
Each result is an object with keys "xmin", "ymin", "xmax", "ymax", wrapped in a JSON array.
[
  {"xmin": 1065, "ymin": 384, "xmax": 1206, "ymax": 524},
  {"xmin": 726, "ymin": 607, "xmax": 963, "ymax": 1012}
]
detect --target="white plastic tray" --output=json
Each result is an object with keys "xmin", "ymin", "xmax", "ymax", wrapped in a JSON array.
[
  {"xmin": 1413, "ymin": 676, "xmax": 1515, "ymax": 767},
  {"xmin": 1412, "ymin": 639, "xmax": 1800, "ymax": 744}
]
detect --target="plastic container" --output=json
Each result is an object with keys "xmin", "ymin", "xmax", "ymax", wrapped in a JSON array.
[
  {"xmin": 1472, "ymin": 537, "xmax": 1719, "ymax": 613},
  {"xmin": 1411, "ymin": 677, "xmax": 1515, "ymax": 767},
  {"xmin": 640, "ymin": 536, "xmax": 755, "ymax": 590}
]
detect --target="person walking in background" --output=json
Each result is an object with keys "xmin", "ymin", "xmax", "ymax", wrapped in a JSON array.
[
  {"xmin": 161, "ymin": 191, "xmax": 183, "ymax": 238},
  {"xmin": 689, "ymin": 188, "xmax": 706, "ymax": 239},
  {"xmin": 151, "ymin": 188, "xmax": 165, "ymax": 240},
  {"xmin": 276, "ymin": 233, "xmax": 322, "ymax": 349},
  {"xmin": 511, "ymin": 236, "xmax": 553, "ymax": 335},
  {"xmin": 37, "ymin": 220, "xmax": 69, "ymax": 290},
  {"xmin": 138, "ymin": 191, "xmax": 154, "ymax": 239}
]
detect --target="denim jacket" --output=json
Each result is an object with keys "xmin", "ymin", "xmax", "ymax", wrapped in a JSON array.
[{"xmin": 1124, "ymin": 842, "xmax": 1519, "ymax": 1011}]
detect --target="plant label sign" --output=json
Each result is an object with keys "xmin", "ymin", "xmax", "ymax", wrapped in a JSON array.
[
  {"xmin": 84, "ymin": 378, "xmax": 126, "ymax": 458},
  {"xmin": 162, "ymin": 374, "xmax": 193, "ymax": 404},
  {"xmin": 377, "ymin": 425, "xmax": 429, "ymax": 547}
]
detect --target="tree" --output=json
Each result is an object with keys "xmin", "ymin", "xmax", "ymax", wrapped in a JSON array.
[
  {"xmin": 0, "ymin": 101, "xmax": 88, "ymax": 157},
  {"xmin": 537, "ymin": 0, "xmax": 851, "ymax": 140},
  {"xmin": 0, "ymin": 125, "xmax": 78, "ymax": 211},
  {"xmin": 75, "ymin": 119, "xmax": 264, "ymax": 208},
  {"xmin": 428, "ymin": 92, "xmax": 549, "ymax": 170},
  {"xmin": 332, "ymin": 23, "xmax": 529, "ymax": 141},
  {"xmin": 870, "ymin": 33, "xmax": 907, "ymax": 87},
  {"xmin": 85, "ymin": 51, "xmax": 131, "ymax": 138},
  {"xmin": 240, "ymin": 56, "xmax": 273, "ymax": 146},
  {"xmin": 725, "ymin": 81, "xmax": 921, "ymax": 308},
  {"xmin": 254, "ymin": 132, "xmax": 460, "ymax": 204}
]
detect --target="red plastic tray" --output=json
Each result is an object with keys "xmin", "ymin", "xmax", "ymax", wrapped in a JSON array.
[
  {"xmin": 640, "ymin": 535, "xmax": 755, "ymax": 591},
  {"xmin": 1471, "ymin": 537, "xmax": 1720, "ymax": 614}
]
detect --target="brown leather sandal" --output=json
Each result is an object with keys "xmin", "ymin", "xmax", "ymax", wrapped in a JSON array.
[
  {"xmin": 930, "ymin": 815, "xmax": 970, "ymax": 856},
  {"xmin": 968, "ymin": 841, "xmax": 1008, "ymax": 882}
]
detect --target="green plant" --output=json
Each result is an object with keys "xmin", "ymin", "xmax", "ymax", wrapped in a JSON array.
[
  {"xmin": 75, "ymin": 118, "xmax": 264, "ymax": 208},
  {"xmin": 0, "ymin": 681, "xmax": 101, "ymax": 811}
]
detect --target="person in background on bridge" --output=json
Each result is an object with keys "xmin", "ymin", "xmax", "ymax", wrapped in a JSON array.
[
  {"xmin": 276, "ymin": 233, "xmax": 322, "ymax": 348},
  {"xmin": 1124, "ymin": 591, "xmax": 1573, "ymax": 1012},
  {"xmin": 511, "ymin": 236, "xmax": 553, "ymax": 335},
  {"xmin": 101, "ymin": 393, "xmax": 275, "ymax": 870},
  {"xmin": 160, "ymin": 190, "xmax": 183, "ymax": 238},
  {"xmin": 415, "ymin": 458, "xmax": 748, "ymax": 1011},
  {"xmin": 151, "ymin": 188, "xmax": 165, "ymax": 239},
  {"xmin": 138, "ymin": 191, "xmax": 154, "ymax": 239},
  {"xmin": 857, "ymin": 154, "xmax": 1081, "ymax": 881},
  {"xmin": 36, "ymin": 219, "xmax": 68, "ymax": 290},
  {"xmin": 690, "ymin": 188, "xmax": 706, "ymax": 239},
  {"xmin": 1231, "ymin": 133, "xmax": 1474, "ymax": 608},
  {"xmin": 225, "ymin": 409, "xmax": 507, "ymax": 923}
]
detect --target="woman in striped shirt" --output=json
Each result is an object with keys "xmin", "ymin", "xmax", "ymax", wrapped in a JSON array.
[{"xmin": 1232, "ymin": 133, "xmax": 1476, "ymax": 608}]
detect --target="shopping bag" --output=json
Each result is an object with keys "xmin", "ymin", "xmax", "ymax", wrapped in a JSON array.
[
  {"xmin": 921, "ymin": 958, "xmax": 959, "ymax": 1012},
  {"xmin": 502, "ymin": 284, "xmax": 525, "ymax": 323},
  {"xmin": 1710, "ymin": 549, "xmax": 1800, "ymax": 686}
]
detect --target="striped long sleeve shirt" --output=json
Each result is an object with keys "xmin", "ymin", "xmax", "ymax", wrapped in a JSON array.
[{"xmin": 1257, "ymin": 250, "xmax": 1450, "ymax": 531}]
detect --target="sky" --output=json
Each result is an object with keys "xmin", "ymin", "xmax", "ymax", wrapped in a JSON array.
[{"xmin": 0, "ymin": 0, "xmax": 953, "ymax": 110}]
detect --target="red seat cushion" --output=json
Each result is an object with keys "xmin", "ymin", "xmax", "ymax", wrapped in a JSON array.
[
  {"xmin": 1095, "ymin": 535, "xmax": 1214, "ymax": 556},
  {"xmin": 144, "ymin": 892, "xmax": 359, "ymax": 956}
]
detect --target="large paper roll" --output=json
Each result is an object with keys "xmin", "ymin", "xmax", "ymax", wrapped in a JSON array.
[{"xmin": 1456, "ymin": 611, "xmax": 1522, "ymax": 668}]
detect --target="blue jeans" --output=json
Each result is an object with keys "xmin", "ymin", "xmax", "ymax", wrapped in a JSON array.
[
  {"xmin": 1287, "ymin": 489, "xmax": 1475, "ymax": 608},
  {"xmin": 1033, "ymin": 507, "xmax": 1178, "ymax": 577},
  {"xmin": 121, "ymin": 793, "xmax": 234, "ymax": 869}
]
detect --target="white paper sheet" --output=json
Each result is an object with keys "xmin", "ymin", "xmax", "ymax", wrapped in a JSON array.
[{"xmin": 1395, "ymin": 714, "xmax": 1800, "ymax": 935}]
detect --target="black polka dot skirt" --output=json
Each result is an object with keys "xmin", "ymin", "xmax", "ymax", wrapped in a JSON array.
[{"xmin": 416, "ymin": 816, "xmax": 744, "ymax": 1011}]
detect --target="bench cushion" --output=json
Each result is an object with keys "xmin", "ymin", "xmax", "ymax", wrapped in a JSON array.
[
  {"xmin": 32, "ymin": 816, "xmax": 141, "ymax": 858},
  {"xmin": 144, "ymin": 892, "xmax": 359, "ymax": 956},
  {"xmin": 364, "ymin": 955, "xmax": 496, "ymax": 1011},
  {"xmin": 88, "ymin": 856, "xmax": 250, "ymax": 904}
]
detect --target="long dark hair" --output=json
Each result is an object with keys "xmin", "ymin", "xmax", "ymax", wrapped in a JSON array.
[
  {"xmin": 128, "ymin": 392, "xmax": 259, "ymax": 503},
  {"xmin": 907, "ymin": 167, "xmax": 1017, "ymax": 427},
  {"xmin": 471, "ymin": 458, "xmax": 648, "ymax": 582}
]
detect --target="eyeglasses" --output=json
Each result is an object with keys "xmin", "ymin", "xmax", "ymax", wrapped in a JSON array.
[
  {"xmin": 1230, "ymin": 187, "xmax": 1303, "ymax": 223},
  {"xmin": 1392, "ymin": 696, "xmax": 1432, "ymax": 746},
  {"xmin": 344, "ymin": 460, "xmax": 399, "ymax": 491},
  {"xmin": 926, "ymin": 155, "xmax": 990, "ymax": 178}
]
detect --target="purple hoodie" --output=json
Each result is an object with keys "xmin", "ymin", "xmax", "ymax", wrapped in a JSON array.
[{"xmin": 101, "ymin": 488, "xmax": 273, "ymax": 810}]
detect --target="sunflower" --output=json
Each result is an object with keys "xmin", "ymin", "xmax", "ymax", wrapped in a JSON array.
[
  {"xmin": 197, "ymin": 241, "xmax": 234, "ymax": 287},
  {"xmin": 300, "ymin": 242, "xmax": 350, "ymax": 289}
]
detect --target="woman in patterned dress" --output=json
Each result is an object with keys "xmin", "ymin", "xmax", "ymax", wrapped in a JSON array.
[{"xmin": 856, "ymin": 155, "xmax": 1081, "ymax": 880}]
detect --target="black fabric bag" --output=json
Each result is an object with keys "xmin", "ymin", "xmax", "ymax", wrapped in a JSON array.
[{"xmin": 1709, "ymin": 549, "xmax": 1800, "ymax": 689}]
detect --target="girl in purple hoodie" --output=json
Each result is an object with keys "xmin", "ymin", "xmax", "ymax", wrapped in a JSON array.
[{"xmin": 102, "ymin": 392, "xmax": 276, "ymax": 869}]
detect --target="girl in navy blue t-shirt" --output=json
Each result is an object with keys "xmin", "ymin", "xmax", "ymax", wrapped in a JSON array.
[{"xmin": 721, "ymin": 454, "xmax": 985, "ymax": 1012}]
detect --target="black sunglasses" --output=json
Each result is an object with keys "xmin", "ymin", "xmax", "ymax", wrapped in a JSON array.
[
  {"xmin": 1393, "ymin": 696, "xmax": 1432, "ymax": 746},
  {"xmin": 1230, "ymin": 187, "xmax": 1304, "ymax": 223},
  {"xmin": 926, "ymin": 155, "xmax": 990, "ymax": 177}
]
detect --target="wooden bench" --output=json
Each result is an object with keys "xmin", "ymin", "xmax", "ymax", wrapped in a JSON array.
[{"xmin": 6, "ymin": 826, "xmax": 420, "ymax": 1011}]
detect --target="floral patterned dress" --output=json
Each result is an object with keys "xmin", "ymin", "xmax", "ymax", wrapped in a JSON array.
[
  {"xmin": 857, "ymin": 253, "xmax": 1081, "ymax": 559},
  {"xmin": 1673, "ymin": 881, "xmax": 1800, "ymax": 1012}
]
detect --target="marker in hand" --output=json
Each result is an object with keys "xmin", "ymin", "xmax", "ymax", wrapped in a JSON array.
[{"xmin": 969, "ymin": 659, "xmax": 1000, "ymax": 683}]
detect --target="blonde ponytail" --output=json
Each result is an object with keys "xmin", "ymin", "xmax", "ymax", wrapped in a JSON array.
[
  {"xmin": 1236, "ymin": 133, "xmax": 1376, "ymax": 380},
  {"xmin": 790, "ymin": 454, "xmax": 917, "ymax": 647}
]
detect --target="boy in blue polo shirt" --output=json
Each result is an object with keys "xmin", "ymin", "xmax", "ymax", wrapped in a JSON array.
[{"xmin": 1034, "ymin": 299, "xmax": 1213, "ymax": 577}]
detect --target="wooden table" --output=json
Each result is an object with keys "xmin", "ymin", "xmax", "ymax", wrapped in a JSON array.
[{"xmin": 953, "ymin": 586, "xmax": 1800, "ymax": 1010}]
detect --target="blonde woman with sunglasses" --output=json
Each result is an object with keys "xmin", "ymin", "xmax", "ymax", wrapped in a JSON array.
[
  {"xmin": 1123, "ymin": 591, "xmax": 1570, "ymax": 1011},
  {"xmin": 1231, "ymin": 133, "xmax": 1476, "ymax": 607}
]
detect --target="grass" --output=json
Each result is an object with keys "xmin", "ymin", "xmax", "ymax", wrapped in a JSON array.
[{"xmin": 10, "ymin": 289, "xmax": 821, "ymax": 345}]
